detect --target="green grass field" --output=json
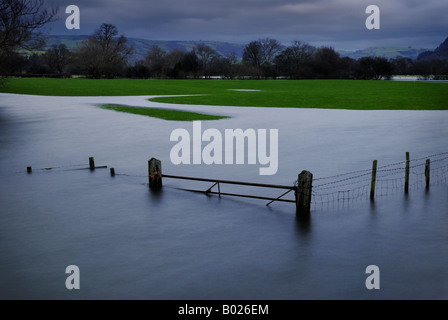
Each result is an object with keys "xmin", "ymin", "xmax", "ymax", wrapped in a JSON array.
[
  {"xmin": 1, "ymin": 77, "xmax": 447, "ymax": 110},
  {"xmin": 100, "ymin": 104, "xmax": 228, "ymax": 121}
]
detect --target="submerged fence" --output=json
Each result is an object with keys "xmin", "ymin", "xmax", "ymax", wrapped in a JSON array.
[
  {"xmin": 147, "ymin": 152, "xmax": 448, "ymax": 216},
  {"xmin": 310, "ymin": 151, "xmax": 448, "ymax": 210},
  {"xmin": 25, "ymin": 151, "xmax": 448, "ymax": 216}
]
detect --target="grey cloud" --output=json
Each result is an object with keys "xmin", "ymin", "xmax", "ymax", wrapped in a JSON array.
[{"xmin": 49, "ymin": 0, "xmax": 448, "ymax": 50}]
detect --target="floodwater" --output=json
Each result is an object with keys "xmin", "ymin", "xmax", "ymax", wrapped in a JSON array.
[{"xmin": 0, "ymin": 92, "xmax": 447, "ymax": 300}]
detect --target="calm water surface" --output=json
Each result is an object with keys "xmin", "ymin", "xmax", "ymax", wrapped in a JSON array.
[{"xmin": 0, "ymin": 93, "xmax": 447, "ymax": 299}]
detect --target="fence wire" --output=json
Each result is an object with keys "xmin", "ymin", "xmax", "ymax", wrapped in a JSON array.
[
  {"xmin": 22, "ymin": 152, "xmax": 448, "ymax": 211},
  {"xmin": 310, "ymin": 152, "xmax": 448, "ymax": 210}
]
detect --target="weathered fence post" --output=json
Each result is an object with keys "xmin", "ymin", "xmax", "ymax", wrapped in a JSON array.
[
  {"xmin": 425, "ymin": 159, "xmax": 430, "ymax": 190},
  {"xmin": 110, "ymin": 168, "xmax": 115, "ymax": 177},
  {"xmin": 370, "ymin": 160, "xmax": 377, "ymax": 200},
  {"xmin": 148, "ymin": 158, "xmax": 162, "ymax": 190},
  {"xmin": 405, "ymin": 152, "xmax": 410, "ymax": 194},
  {"xmin": 27, "ymin": 166, "xmax": 32, "ymax": 174},
  {"xmin": 89, "ymin": 157, "xmax": 95, "ymax": 170},
  {"xmin": 295, "ymin": 170, "xmax": 313, "ymax": 217}
]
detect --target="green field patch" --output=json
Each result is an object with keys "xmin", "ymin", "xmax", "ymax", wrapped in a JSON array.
[
  {"xmin": 99, "ymin": 104, "xmax": 229, "ymax": 121},
  {"xmin": 148, "ymin": 80, "xmax": 448, "ymax": 110},
  {"xmin": 1, "ymin": 78, "xmax": 447, "ymax": 110}
]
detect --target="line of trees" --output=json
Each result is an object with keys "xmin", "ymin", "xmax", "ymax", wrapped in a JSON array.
[
  {"xmin": 4, "ymin": 28, "xmax": 448, "ymax": 80},
  {"xmin": 1, "ymin": 0, "xmax": 447, "ymax": 80}
]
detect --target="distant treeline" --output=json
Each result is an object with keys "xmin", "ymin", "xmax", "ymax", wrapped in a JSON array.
[{"xmin": 2, "ymin": 23, "xmax": 448, "ymax": 80}]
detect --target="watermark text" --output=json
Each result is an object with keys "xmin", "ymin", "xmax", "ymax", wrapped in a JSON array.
[
  {"xmin": 170, "ymin": 121, "xmax": 278, "ymax": 175},
  {"xmin": 65, "ymin": 5, "xmax": 80, "ymax": 30}
]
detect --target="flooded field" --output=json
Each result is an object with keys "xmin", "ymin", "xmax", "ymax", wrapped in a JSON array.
[{"xmin": 0, "ymin": 93, "xmax": 447, "ymax": 299}]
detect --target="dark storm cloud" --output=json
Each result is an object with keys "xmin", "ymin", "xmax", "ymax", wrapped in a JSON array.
[{"xmin": 50, "ymin": 0, "xmax": 448, "ymax": 50}]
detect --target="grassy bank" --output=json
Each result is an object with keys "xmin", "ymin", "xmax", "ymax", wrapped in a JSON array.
[
  {"xmin": 1, "ymin": 77, "xmax": 447, "ymax": 110},
  {"xmin": 100, "ymin": 104, "xmax": 228, "ymax": 121}
]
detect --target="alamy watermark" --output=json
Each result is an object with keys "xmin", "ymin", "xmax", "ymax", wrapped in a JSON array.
[
  {"xmin": 65, "ymin": 5, "xmax": 379, "ymax": 31},
  {"xmin": 365, "ymin": 5, "xmax": 380, "ymax": 30},
  {"xmin": 170, "ymin": 121, "xmax": 278, "ymax": 175},
  {"xmin": 365, "ymin": 265, "xmax": 380, "ymax": 290},
  {"xmin": 65, "ymin": 265, "xmax": 80, "ymax": 290},
  {"xmin": 65, "ymin": 5, "xmax": 80, "ymax": 30}
]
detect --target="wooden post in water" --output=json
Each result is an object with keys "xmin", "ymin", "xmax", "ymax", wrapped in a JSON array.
[
  {"xmin": 89, "ymin": 157, "xmax": 95, "ymax": 170},
  {"xmin": 370, "ymin": 160, "xmax": 377, "ymax": 201},
  {"xmin": 27, "ymin": 166, "xmax": 32, "ymax": 174},
  {"xmin": 425, "ymin": 159, "xmax": 430, "ymax": 190},
  {"xmin": 295, "ymin": 170, "xmax": 313, "ymax": 217},
  {"xmin": 405, "ymin": 152, "xmax": 410, "ymax": 194},
  {"xmin": 110, "ymin": 168, "xmax": 115, "ymax": 177},
  {"xmin": 148, "ymin": 158, "xmax": 162, "ymax": 190}
]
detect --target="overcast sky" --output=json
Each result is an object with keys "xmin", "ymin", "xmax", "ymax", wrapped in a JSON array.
[{"xmin": 47, "ymin": 0, "xmax": 448, "ymax": 51}]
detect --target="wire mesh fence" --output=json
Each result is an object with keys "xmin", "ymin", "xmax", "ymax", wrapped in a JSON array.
[
  {"xmin": 310, "ymin": 152, "xmax": 448, "ymax": 210},
  {"xmin": 22, "ymin": 151, "xmax": 448, "ymax": 212}
]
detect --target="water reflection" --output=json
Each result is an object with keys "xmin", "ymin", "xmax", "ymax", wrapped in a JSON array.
[
  {"xmin": 148, "ymin": 185, "xmax": 164, "ymax": 202},
  {"xmin": 369, "ymin": 199, "xmax": 377, "ymax": 213},
  {"xmin": 295, "ymin": 215, "xmax": 312, "ymax": 240}
]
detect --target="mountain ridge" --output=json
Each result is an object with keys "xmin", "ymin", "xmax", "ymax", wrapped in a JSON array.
[
  {"xmin": 43, "ymin": 35, "xmax": 245, "ymax": 61},
  {"xmin": 339, "ymin": 46, "xmax": 430, "ymax": 60},
  {"xmin": 43, "ymin": 35, "xmax": 435, "ymax": 61},
  {"xmin": 417, "ymin": 37, "xmax": 448, "ymax": 61}
]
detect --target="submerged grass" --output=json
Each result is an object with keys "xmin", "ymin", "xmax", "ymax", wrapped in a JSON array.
[
  {"xmin": 100, "ymin": 104, "xmax": 229, "ymax": 121},
  {"xmin": 1, "ymin": 77, "xmax": 447, "ymax": 110}
]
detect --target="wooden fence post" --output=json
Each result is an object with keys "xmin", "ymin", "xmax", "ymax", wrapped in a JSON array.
[
  {"xmin": 110, "ymin": 168, "xmax": 115, "ymax": 177},
  {"xmin": 295, "ymin": 170, "xmax": 313, "ymax": 217},
  {"xmin": 370, "ymin": 160, "xmax": 377, "ymax": 200},
  {"xmin": 425, "ymin": 159, "xmax": 430, "ymax": 190},
  {"xmin": 89, "ymin": 157, "xmax": 95, "ymax": 170},
  {"xmin": 148, "ymin": 158, "xmax": 162, "ymax": 190},
  {"xmin": 405, "ymin": 152, "xmax": 410, "ymax": 194},
  {"xmin": 27, "ymin": 166, "xmax": 32, "ymax": 174}
]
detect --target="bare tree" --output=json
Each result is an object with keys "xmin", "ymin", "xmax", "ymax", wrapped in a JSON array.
[
  {"xmin": 312, "ymin": 47, "xmax": 343, "ymax": 79},
  {"xmin": 164, "ymin": 48, "xmax": 187, "ymax": 78},
  {"xmin": 1, "ymin": 0, "xmax": 56, "ymax": 81},
  {"xmin": 196, "ymin": 44, "xmax": 216, "ymax": 78},
  {"xmin": 243, "ymin": 41, "xmax": 262, "ymax": 68},
  {"xmin": 222, "ymin": 52, "xmax": 238, "ymax": 79},
  {"xmin": 145, "ymin": 45, "xmax": 166, "ymax": 78},
  {"xmin": 275, "ymin": 41, "xmax": 316, "ymax": 78},
  {"xmin": 0, "ymin": 0, "xmax": 57, "ymax": 51},
  {"xmin": 44, "ymin": 43, "xmax": 71, "ymax": 75},
  {"xmin": 242, "ymin": 41, "xmax": 262, "ymax": 78},
  {"xmin": 258, "ymin": 38, "xmax": 282, "ymax": 65},
  {"xmin": 288, "ymin": 41, "xmax": 315, "ymax": 64},
  {"xmin": 78, "ymin": 23, "xmax": 133, "ymax": 78},
  {"xmin": 77, "ymin": 37, "xmax": 103, "ymax": 79},
  {"xmin": 181, "ymin": 49, "xmax": 199, "ymax": 78},
  {"xmin": 243, "ymin": 38, "xmax": 282, "ymax": 78},
  {"xmin": 355, "ymin": 56, "xmax": 393, "ymax": 80}
]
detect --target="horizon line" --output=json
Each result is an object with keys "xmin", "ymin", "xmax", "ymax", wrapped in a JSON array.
[{"xmin": 44, "ymin": 34, "xmax": 435, "ymax": 52}]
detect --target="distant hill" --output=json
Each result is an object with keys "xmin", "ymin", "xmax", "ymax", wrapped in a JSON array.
[
  {"xmin": 43, "ymin": 35, "xmax": 245, "ymax": 62},
  {"xmin": 417, "ymin": 37, "xmax": 448, "ymax": 61},
  {"xmin": 339, "ymin": 46, "xmax": 430, "ymax": 60},
  {"xmin": 42, "ymin": 35, "xmax": 434, "ymax": 62}
]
